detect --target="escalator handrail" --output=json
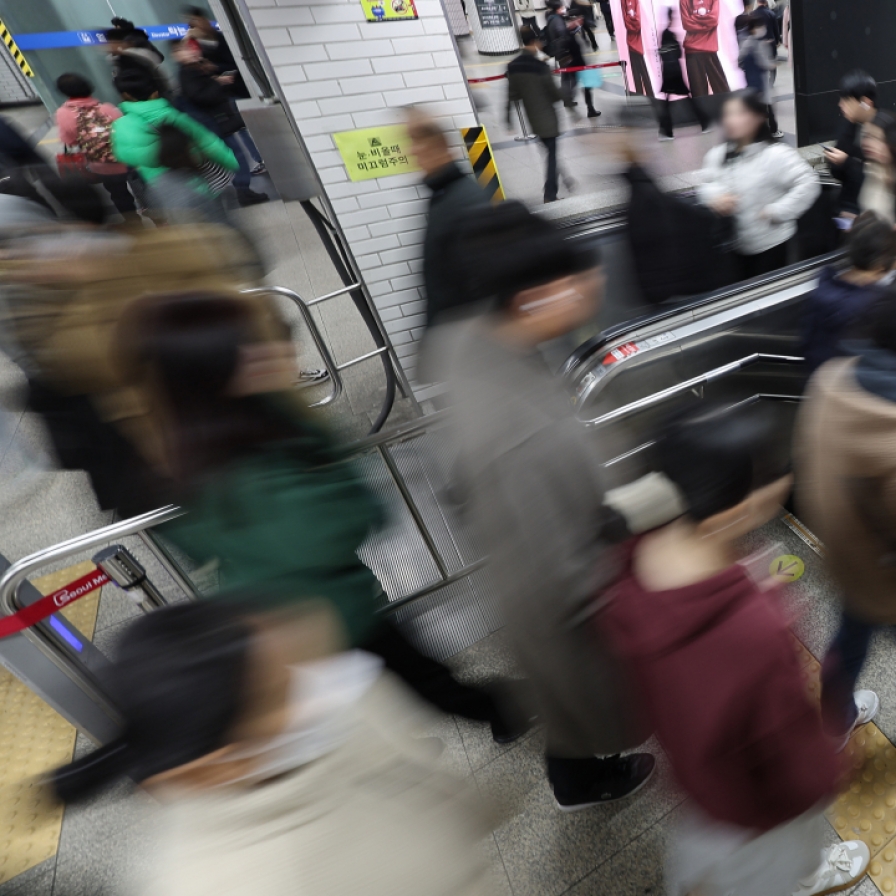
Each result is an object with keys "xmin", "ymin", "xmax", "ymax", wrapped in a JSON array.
[
  {"xmin": 561, "ymin": 250, "xmax": 842, "ymax": 381},
  {"xmin": 582, "ymin": 353, "xmax": 805, "ymax": 427}
]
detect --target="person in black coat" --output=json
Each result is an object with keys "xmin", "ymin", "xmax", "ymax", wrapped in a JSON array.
[
  {"xmin": 405, "ymin": 107, "xmax": 491, "ymax": 330},
  {"xmin": 171, "ymin": 39, "xmax": 268, "ymax": 207},
  {"xmin": 657, "ymin": 8, "xmax": 710, "ymax": 140},
  {"xmin": 826, "ymin": 70, "xmax": 878, "ymax": 217}
]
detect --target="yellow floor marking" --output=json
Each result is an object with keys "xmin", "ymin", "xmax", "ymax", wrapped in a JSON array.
[
  {"xmin": 792, "ymin": 638, "xmax": 896, "ymax": 894},
  {"xmin": 0, "ymin": 561, "xmax": 101, "ymax": 884}
]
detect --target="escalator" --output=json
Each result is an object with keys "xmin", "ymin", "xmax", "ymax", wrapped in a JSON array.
[{"xmin": 557, "ymin": 195, "xmax": 843, "ymax": 489}]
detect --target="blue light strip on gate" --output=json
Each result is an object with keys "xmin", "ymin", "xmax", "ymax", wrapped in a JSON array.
[
  {"xmin": 13, "ymin": 23, "xmax": 210, "ymax": 51},
  {"xmin": 48, "ymin": 615, "xmax": 84, "ymax": 652}
]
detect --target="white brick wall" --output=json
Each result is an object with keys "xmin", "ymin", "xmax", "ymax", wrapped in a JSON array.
[{"xmin": 244, "ymin": 0, "xmax": 478, "ymax": 382}]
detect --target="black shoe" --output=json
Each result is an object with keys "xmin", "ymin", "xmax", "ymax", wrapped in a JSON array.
[
  {"xmin": 236, "ymin": 188, "xmax": 270, "ymax": 206},
  {"xmin": 587, "ymin": 108, "xmax": 601, "ymax": 118},
  {"xmin": 488, "ymin": 681, "xmax": 536, "ymax": 744},
  {"xmin": 549, "ymin": 753, "xmax": 656, "ymax": 812},
  {"xmin": 564, "ymin": 101, "xmax": 579, "ymax": 108}
]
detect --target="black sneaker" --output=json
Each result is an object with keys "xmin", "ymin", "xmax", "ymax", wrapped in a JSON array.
[
  {"xmin": 488, "ymin": 681, "xmax": 536, "ymax": 744},
  {"xmin": 236, "ymin": 188, "xmax": 270, "ymax": 206},
  {"xmin": 552, "ymin": 753, "xmax": 656, "ymax": 812},
  {"xmin": 587, "ymin": 108, "xmax": 601, "ymax": 118}
]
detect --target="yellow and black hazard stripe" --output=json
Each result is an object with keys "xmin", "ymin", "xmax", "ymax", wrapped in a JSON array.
[
  {"xmin": 0, "ymin": 20, "xmax": 33, "ymax": 78},
  {"xmin": 460, "ymin": 125, "xmax": 504, "ymax": 203}
]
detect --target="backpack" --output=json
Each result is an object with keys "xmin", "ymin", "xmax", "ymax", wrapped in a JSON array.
[{"xmin": 74, "ymin": 104, "xmax": 115, "ymax": 165}]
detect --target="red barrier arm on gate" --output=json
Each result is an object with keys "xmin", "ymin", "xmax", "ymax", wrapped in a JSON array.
[
  {"xmin": 467, "ymin": 60, "xmax": 622, "ymax": 84},
  {"xmin": 0, "ymin": 569, "xmax": 110, "ymax": 639}
]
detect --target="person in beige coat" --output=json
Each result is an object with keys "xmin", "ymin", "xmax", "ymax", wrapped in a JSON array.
[
  {"xmin": 793, "ymin": 293, "xmax": 896, "ymax": 745},
  {"xmin": 58, "ymin": 601, "xmax": 497, "ymax": 896}
]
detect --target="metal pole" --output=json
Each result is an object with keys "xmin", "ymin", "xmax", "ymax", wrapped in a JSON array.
[
  {"xmin": 515, "ymin": 100, "xmax": 539, "ymax": 142},
  {"xmin": 92, "ymin": 546, "xmax": 170, "ymax": 612},
  {"xmin": 136, "ymin": 530, "xmax": 203, "ymax": 600}
]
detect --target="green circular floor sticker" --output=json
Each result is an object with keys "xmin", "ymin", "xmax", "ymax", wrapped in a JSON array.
[{"xmin": 769, "ymin": 554, "xmax": 805, "ymax": 583}]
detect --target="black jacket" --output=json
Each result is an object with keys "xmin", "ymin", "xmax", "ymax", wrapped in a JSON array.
[
  {"xmin": 625, "ymin": 163, "xmax": 733, "ymax": 303},
  {"xmin": 544, "ymin": 11, "xmax": 571, "ymax": 59},
  {"xmin": 422, "ymin": 162, "xmax": 490, "ymax": 326},
  {"xmin": 178, "ymin": 63, "xmax": 244, "ymax": 136},
  {"xmin": 830, "ymin": 118, "xmax": 865, "ymax": 215},
  {"xmin": 506, "ymin": 51, "xmax": 562, "ymax": 138}
]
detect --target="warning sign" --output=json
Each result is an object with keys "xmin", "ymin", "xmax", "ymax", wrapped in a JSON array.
[
  {"xmin": 769, "ymin": 554, "xmax": 805, "ymax": 583},
  {"xmin": 360, "ymin": 0, "xmax": 418, "ymax": 22},
  {"xmin": 333, "ymin": 125, "xmax": 419, "ymax": 182}
]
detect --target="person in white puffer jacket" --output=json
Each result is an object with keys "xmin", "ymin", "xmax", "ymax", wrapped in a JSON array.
[{"xmin": 697, "ymin": 89, "xmax": 820, "ymax": 280}]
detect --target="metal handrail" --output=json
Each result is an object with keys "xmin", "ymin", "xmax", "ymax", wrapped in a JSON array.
[
  {"xmin": 0, "ymin": 505, "xmax": 185, "ymax": 618},
  {"xmin": 243, "ymin": 285, "xmax": 345, "ymax": 408},
  {"xmin": 582, "ymin": 353, "xmax": 805, "ymax": 427}
]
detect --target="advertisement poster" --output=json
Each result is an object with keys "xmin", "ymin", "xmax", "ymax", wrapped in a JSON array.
[
  {"xmin": 360, "ymin": 0, "xmax": 418, "ymax": 22},
  {"xmin": 333, "ymin": 125, "xmax": 419, "ymax": 182},
  {"xmin": 610, "ymin": 0, "xmax": 745, "ymax": 99}
]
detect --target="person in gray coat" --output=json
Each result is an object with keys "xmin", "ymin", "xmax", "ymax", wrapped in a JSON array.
[
  {"xmin": 439, "ymin": 201, "xmax": 657, "ymax": 811},
  {"xmin": 507, "ymin": 27, "xmax": 564, "ymax": 203}
]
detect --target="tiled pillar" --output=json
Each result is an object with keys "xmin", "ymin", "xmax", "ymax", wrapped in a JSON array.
[
  {"xmin": 443, "ymin": 0, "xmax": 472, "ymax": 37},
  {"xmin": 237, "ymin": 0, "xmax": 479, "ymax": 382},
  {"xmin": 466, "ymin": 0, "xmax": 520, "ymax": 54}
]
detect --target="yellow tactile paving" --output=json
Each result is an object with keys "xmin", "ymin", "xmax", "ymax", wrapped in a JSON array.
[
  {"xmin": 0, "ymin": 561, "xmax": 101, "ymax": 884},
  {"xmin": 791, "ymin": 637, "xmax": 896, "ymax": 895}
]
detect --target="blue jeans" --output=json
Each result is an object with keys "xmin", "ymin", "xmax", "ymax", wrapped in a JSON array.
[
  {"xmin": 820, "ymin": 613, "xmax": 876, "ymax": 735},
  {"xmin": 224, "ymin": 132, "xmax": 251, "ymax": 189}
]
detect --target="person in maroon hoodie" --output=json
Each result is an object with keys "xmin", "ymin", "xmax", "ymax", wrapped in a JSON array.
[
  {"xmin": 600, "ymin": 404, "xmax": 870, "ymax": 896},
  {"xmin": 623, "ymin": 0, "xmax": 655, "ymax": 97},
  {"xmin": 680, "ymin": 0, "xmax": 731, "ymax": 96}
]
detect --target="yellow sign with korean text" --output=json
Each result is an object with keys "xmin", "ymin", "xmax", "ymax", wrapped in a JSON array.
[
  {"xmin": 360, "ymin": 0, "xmax": 418, "ymax": 22},
  {"xmin": 333, "ymin": 125, "xmax": 419, "ymax": 182}
]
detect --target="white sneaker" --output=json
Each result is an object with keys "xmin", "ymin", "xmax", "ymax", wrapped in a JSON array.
[
  {"xmin": 790, "ymin": 841, "xmax": 870, "ymax": 896},
  {"xmin": 772, "ymin": 130, "xmax": 785, "ymax": 139},
  {"xmin": 836, "ymin": 689, "xmax": 880, "ymax": 751},
  {"xmin": 701, "ymin": 124, "xmax": 716, "ymax": 134},
  {"xmin": 658, "ymin": 133, "xmax": 674, "ymax": 142}
]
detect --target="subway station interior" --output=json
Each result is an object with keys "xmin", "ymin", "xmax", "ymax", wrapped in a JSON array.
[{"xmin": 0, "ymin": 0, "xmax": 895, "ymax": 894}]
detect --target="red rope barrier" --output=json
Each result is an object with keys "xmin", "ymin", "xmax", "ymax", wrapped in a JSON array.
[
  {"xmin": 0, "ymin": 568, "xmax": 110, "ymax": 639},
  {"xmin": 467, "ymin": 60, "xmax": 621, "ymax": 84}
]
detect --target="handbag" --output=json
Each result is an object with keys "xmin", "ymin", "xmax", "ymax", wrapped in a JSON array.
[
  {"xmin": 577, "ymin": 67, "xmax": 603, "ymax": 89},
  {"xmin": 56, "ymin": 146, "xmax": 97, "ymax": 182}
]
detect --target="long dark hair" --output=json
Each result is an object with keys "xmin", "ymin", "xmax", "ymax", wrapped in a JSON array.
[
  {"xmin": 122, "ymin": 291, "xmax": 333, "ymax": 481},
  {"xmin": 156, "ymin": 123, "xmax": 200, "ymax": 172}
]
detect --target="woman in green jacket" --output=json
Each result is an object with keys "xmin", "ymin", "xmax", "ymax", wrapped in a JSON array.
[
  {"xmin": 122, "ymin": 290, "xmax": 525, "ymax": 740},
  {"xmin": 111, "ymin": 67, "xmax": 237, "ymax": 184}
]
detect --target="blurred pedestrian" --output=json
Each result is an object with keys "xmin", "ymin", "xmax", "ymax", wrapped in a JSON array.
[
  {"xmin": 111, "ymin": 67, "xmax": 238, "ymax": 189},
  {"xmin": 170, "ymin": 39, "xmax": 268, "ymax": 207},
  {"xmin": 121, "ymin": 291, "xmax": 530, "ymax": 743},
  {"xmin": 657, "ymin": 7, "xmax": 710, "ymax": 140},
  {"xmin": 507, "ymin": 27, "xmax": 565, "ymax": 203},
  {"xmin": 57, "ymin": 601, "xmax": 497, "ymax": 896},
  {"xmin": 825, "ymin": 70, "xmax": 878, "ymax": 218},
  {"xmin": 680, "ymin": 0, "xmax": 730, "ymax": 96},
  {"xmin": 565, "ymin": 15, "xmax": 601, "ymax": 118},
  {"xmin": 440, "ymin": 202, "xmax": 659, "ymax": 810},
  {"xmin": 698, "ymin": 89, "xmax": 820, "ymax": 279},
  {"xmin": 738, "ymin": 14, "xmax": 780, "ymax": 137},
  {"xmin": 55, "ymin": 73, "xmax": 138, "ymax": 221},
  {"xmin": 569, "ymin": 0, "xmax": 598, "ymax": 49},
  {"xmin": 601, "ymin": 403, "xmax": 867, "ymax": 896},
  {"xmin": 800, "ymin": 211, "xmax": 895, "ymax": 374},
  {"xmin": 795, "ymin": 291, "xmax": 896, "ymax": 751},
  {"xmin": 406, "ymin": 107, "xmax": 490, "ymax": 331},
  {"xmin": 147, "ymin": 124, "xmax": 229, "ymax": 225},
  {"xmin": 598, "ymin": 0, "xmax": 615, "ymax": 39},
  {"xmin": 183, "ymin": 4, "xmax": 250, "ymax": 99},
  {"xmin": 858, "ymin": 111, "xmax": 896, "ymax": 224},
  {"xmin": 103, "ymin": 18, "xmax": 173, "ymax": 99}
]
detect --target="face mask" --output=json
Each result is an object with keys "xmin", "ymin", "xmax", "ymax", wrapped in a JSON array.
[{"xmin": 212, "ymin": 650, "xmax": 383, "ymax": 786}]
